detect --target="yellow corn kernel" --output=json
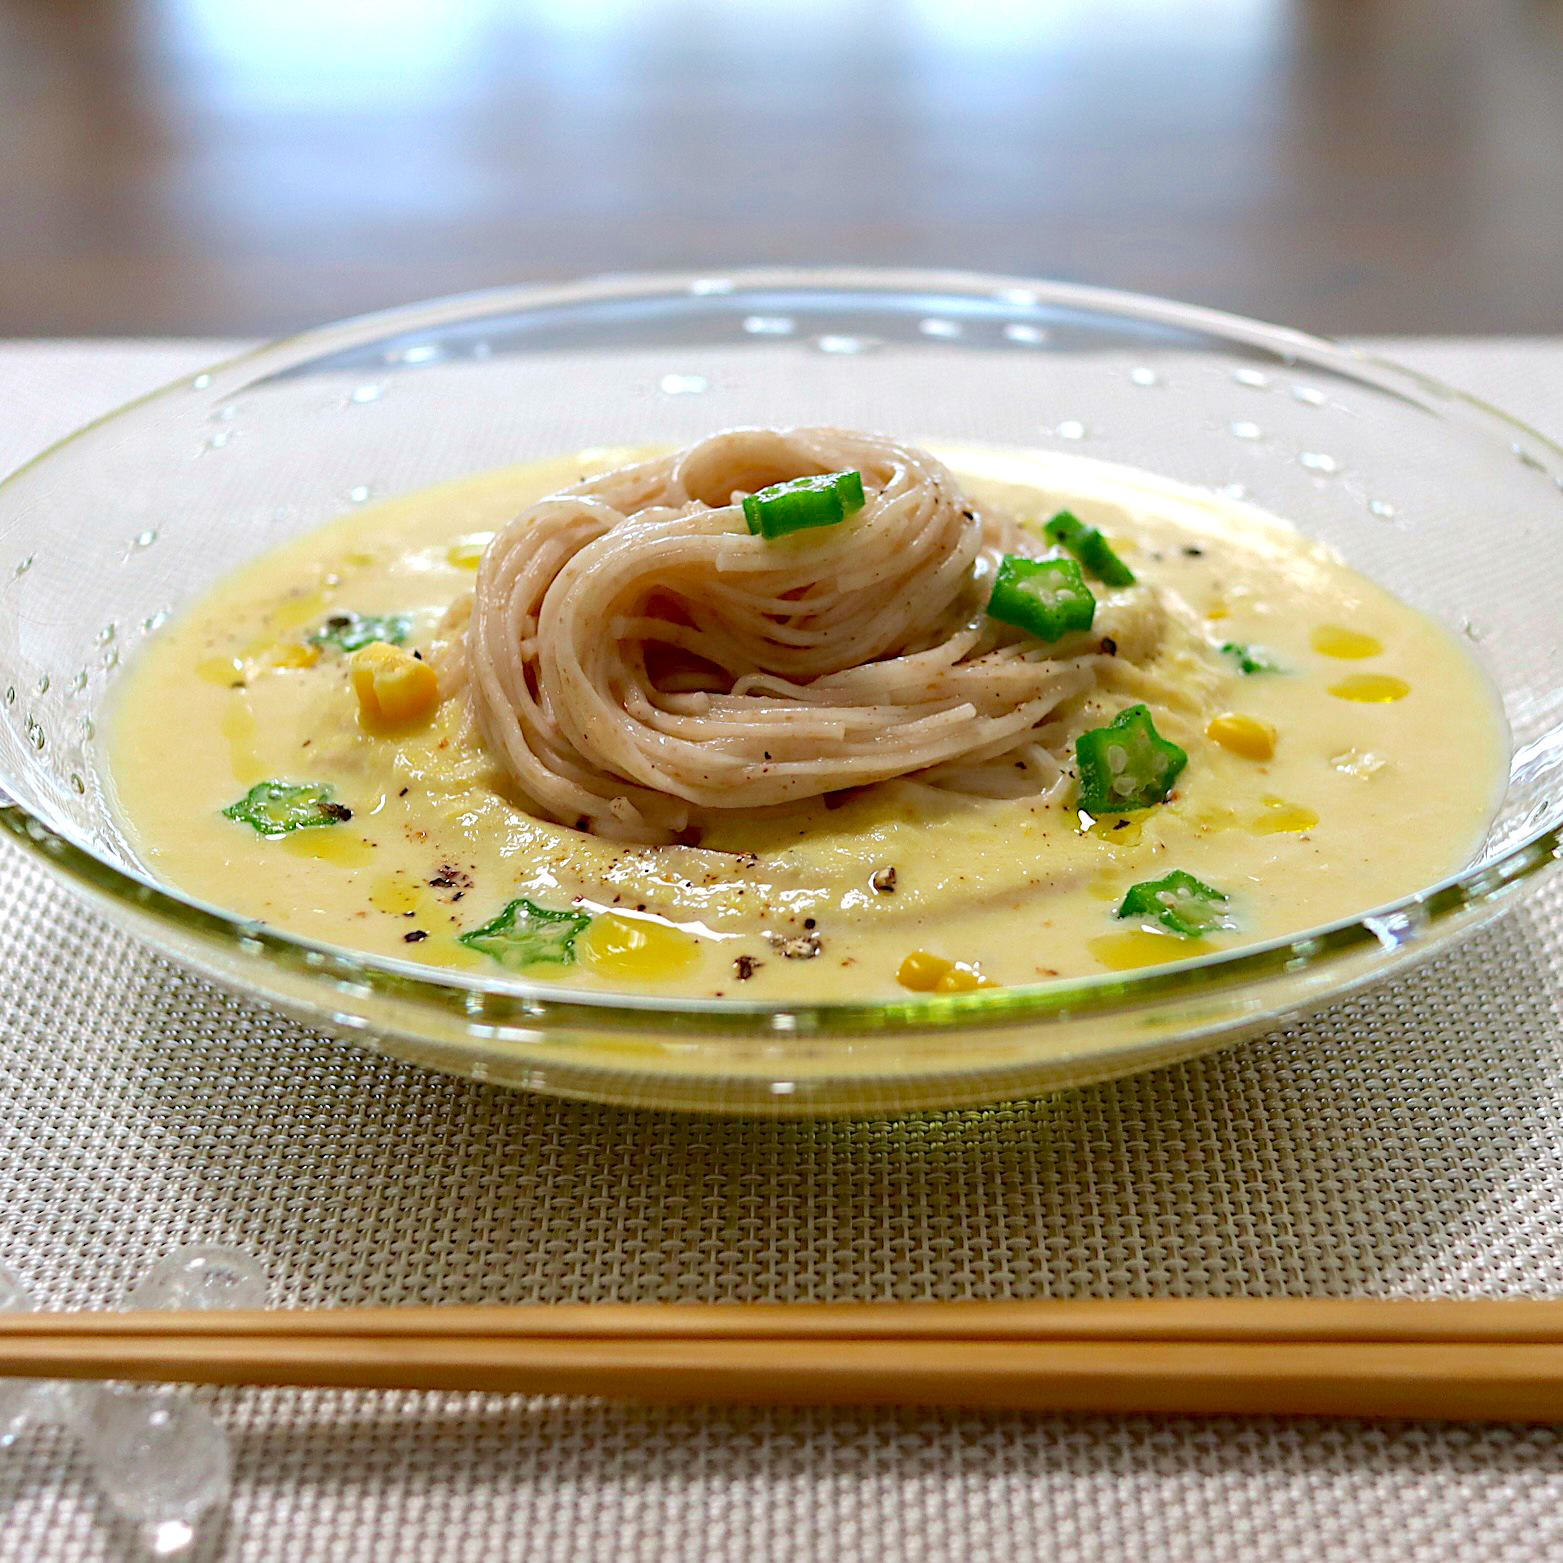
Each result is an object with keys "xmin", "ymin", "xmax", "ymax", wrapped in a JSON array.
[
  {"xmin": 933, "ymin": 962, "xmax": 996, "ymax": 993},
  {"xmin": 1206, "ymin": 712, "xmax": 1276, "ymax": 762},
  {"xmin": 1329, "ymin": 673, "xmax": 1410, "ymax": 703},
  {"xmin": 1312, "ymin": 625, "xmax": 1383, "ymax": 659},
  {"xmin": 897, "ymin": 951, "xmax": 953, "ymax": 991},
  {"xmin": 257, "ymin": 640, "xmax": 320, "ymax": 671},
  {"xmin": 351, "ymin": 642, "xmax": 440, "ymax": 726}
]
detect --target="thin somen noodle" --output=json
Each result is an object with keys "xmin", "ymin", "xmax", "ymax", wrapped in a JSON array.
[{"xmin": 441, "ymin": 428, "xmax": 1146, "ymax": 844}]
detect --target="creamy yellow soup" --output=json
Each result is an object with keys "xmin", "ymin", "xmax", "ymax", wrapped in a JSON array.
[{"xmin": 108, "ymin": 445, "xmax": 1506, "ymax": 999}]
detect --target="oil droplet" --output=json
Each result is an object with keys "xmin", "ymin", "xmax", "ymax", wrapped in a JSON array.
[
  {"xmin": 1329, "ymin": 673, "xmax": 1410, "ymax": 703},
  {"xmin": 1087, "ymin": 875, "xmax": 1126, "ymax": 902},
  {"xmin": 264, "ymin": 589, "xmax": 330, "ymax": 636},
  {"xmin": 1251, "ymin": 796, "xmax": 1320, "ymax": 834},
  {"xmin": 400, "ymin": 935, "xmax": 487, "ymax": 971},
  {"xmin": 1089, "ymin": 930, "xmax": 1215, "ymax": 971},
  {"xmin": 220, "ymin": 697, "xmax": 265, "ymax": 784},
  {"xmin": 1312, "ymin": 625, "xmax": 1383, "ymax": 659},
  {"xmin": 368, "ymin": 874, "xmax": 423, "ymax": 914},
  {"xmin": 197, "ymin": 656, "xmax": 245, "ymax": 686},
  {"xmin": 446, "ymin": 533, "xmax": 494, "ymax": 569},
  {"xmin": 255, "ymin": 640, "xmax": 320, "ymax": 672},
  {"xmin": 284, "ymin": 832, "xmax": 375, "ymax": 868},
  {"xmin": 578, "ymin": 914, "xmax": 700, "ymax": 981},
  {"xmin": 1086, "ymin": 814, "xmax": 1144, "ymax": 848}
]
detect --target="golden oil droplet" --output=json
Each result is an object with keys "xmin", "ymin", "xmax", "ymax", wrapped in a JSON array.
[
  {"xmin": 447, "ymin": 533, "xmax": 494, "ymax": 569},
  {"xmin": 197, "ymin": 656, "xmax": 244, "ymax": 686},
  {"xmin": 1251, "ymin": 796, "xmax": 1320, "ymax": 834},
  {"xmin": 1312, "ymin": 625, "xmax": 1384, "ymax": 659},
  {"xmin": 1087, "ymin": 875, "xmax": 1126, "ymax": 902},
  {"xmin": 255, "ymin": 640, "xmax": 320, "ymax": 672},
  {"xmin": 282, "ymin": 831, "xmax": 375, "ymax": 868},
  {"xmin": 1089, "ymin": 930, "xmax": 1215, "ymax": 971},
  {"xmin": 578, "ymin": 914, "xmax": 700, "ymax": 981},
  {"xmin": 1087, "ymin": 814, "xmax": 1144, "ymax": 848},
  {"xmin": 265, "ymin": 588, "xmax": 331, "ymax": 636},
  {"xmin": 399, "ymin": 935, "xmax": 486, "ymax": 972},
  {"xmin": 1329, "ymin": 673, "xmax": 1410, "ymax": 703},
  {"xmin": 369, "ymin": 874, "xmax": 423, "ymax": 915},
  {"xmin": 220, "ymin": 697, "xmax": 265, "ymax": 785}
]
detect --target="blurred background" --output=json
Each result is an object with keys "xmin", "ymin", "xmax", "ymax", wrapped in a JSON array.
[{"xmin": 2, "ymin": 0, "xmax": 1560, "ymax": 339}]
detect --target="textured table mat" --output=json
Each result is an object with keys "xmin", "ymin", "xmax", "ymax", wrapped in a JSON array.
[{"xmin": 3, "ymin": 338, "xmax": 1563, "ymax": 1563}]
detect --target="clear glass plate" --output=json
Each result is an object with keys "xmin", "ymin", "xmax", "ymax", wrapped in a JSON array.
[{"xmin": 2, "ymin": 268, "xmax": 1560, "ymax": 1113}]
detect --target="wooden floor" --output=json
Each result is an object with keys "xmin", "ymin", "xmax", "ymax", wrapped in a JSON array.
[{"xmin": 3, "ymin": 0, "xmax": 1561, "ymax": 338}]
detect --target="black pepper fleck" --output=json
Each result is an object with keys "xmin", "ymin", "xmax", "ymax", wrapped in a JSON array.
[
  {"xmin": 403, "ymin": 930, "xmax": 428, "ymax": 943},
  {"xmin": 320, "ymin": 802, "xmax": 353, "ymax": 821},
  {"xmin": 734, "ymin": 954, "xmax": 760, "ymax": 980},
  {"xmin": 767, "ymin": 930, "xmax": 823, "ymax": 960},
  {"xmin": 870, "ymin": 866, "xmax": 898, "ymax": 894}
]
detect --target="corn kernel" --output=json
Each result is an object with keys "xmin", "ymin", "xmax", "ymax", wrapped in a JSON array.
[
  {"xmin": 351, "ymin": 642, "xmax": 440, "ymax": 726},
  {"xmin": 1206, "ymin": 712, "xmax": 1276, "ymax": 761},
  {"xmin": 897, "ymin": 951, "xmax": 953, "ymax": 991},
  {"xmin": 932, "ymin": 962, "xmax": 995, "ymax": 992}
]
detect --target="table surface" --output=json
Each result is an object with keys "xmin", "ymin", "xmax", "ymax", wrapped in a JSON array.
[
  {"xmin": 4, "ymin": 0, "xmax": 1563, "ymax": 339},
  {"xmin": 2, "ymin": 337, "xmax": 1563, "ymax": 1562}
]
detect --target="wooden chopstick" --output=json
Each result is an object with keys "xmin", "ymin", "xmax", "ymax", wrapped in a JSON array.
[
  {"xmin": 5, "ymin": 1297, "xmax": 1563, "ymax": 1342},
  {"xmin": 3, "ymin": 1300, "xmax": 1563, "ymax": 1420}
]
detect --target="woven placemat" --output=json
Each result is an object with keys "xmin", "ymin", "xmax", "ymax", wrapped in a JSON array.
[{"xmin": 2, "ymin": 340, "xmax": 1562, "ymax": 1562}]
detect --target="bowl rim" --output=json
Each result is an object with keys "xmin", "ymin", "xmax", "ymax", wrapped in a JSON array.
[{"xmin": 2, "ymin": 263, "xmax": 1561, "ymax": 1044}]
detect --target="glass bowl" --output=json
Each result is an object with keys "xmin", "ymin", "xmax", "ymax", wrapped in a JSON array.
[{"xmin": 2, "ymin": 268, "xmax": 1561, "ymax": 1115}]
